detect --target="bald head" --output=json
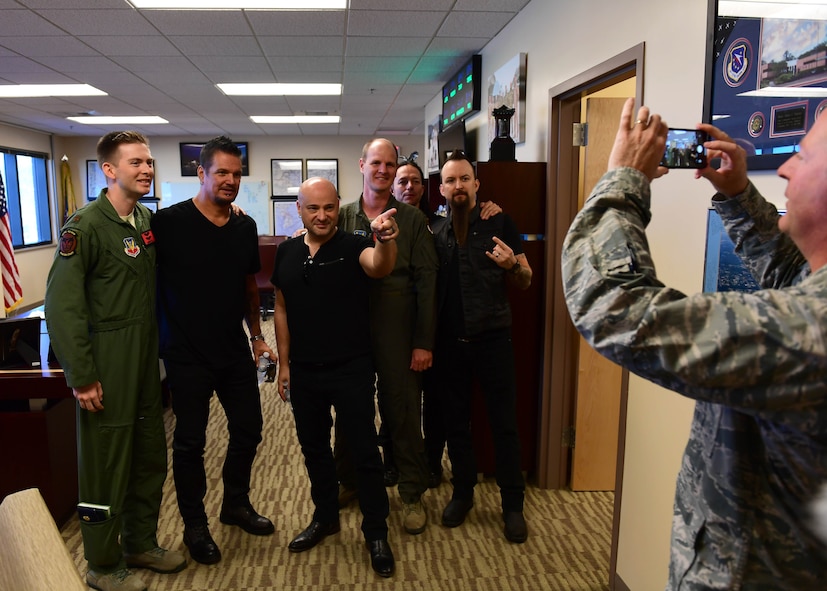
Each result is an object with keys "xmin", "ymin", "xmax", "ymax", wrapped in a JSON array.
[
  {"xmin": 298, "ymin": 176, "xmax": 338, "ymax": 204},
  {"xmin": 298, "ymin": 177, "xmax": 339, "ymax": 242},
  {"xmin": 361, "ymin": 138, "xmax": 397, "ymax": 161}
]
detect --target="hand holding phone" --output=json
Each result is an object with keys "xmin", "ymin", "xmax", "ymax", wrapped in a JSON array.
[{"xmin": 660, "ymin": 128, "xmax": 708, "ymax": 169}]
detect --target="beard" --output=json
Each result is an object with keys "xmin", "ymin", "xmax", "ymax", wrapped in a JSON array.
[{"xmin": 450, "ymin": 193, "xmax": 471, "ymax": 247}]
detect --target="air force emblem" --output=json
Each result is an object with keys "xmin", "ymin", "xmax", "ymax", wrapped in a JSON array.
[
  {"xmin": 123, "ymin": 236, "xmax": 141, "ymax": 258},
  {"xmin": 724, "ymin": 39, "xmax": 751, "ymax": 87}
]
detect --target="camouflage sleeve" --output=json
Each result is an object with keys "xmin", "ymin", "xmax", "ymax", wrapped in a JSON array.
[
  {"xmin": 562, "ymin": 167, "xmax": 827, "ymax": 422},
  {"xmin": 713, "ymin": 182, "xmax": 810, "ymax": 288}
]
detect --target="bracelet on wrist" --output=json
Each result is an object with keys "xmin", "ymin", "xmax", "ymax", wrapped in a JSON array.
[
  {"xmin": 509, "ymin": 261, "xmax": 522, "ymax": 275},
  {"xmin": 250, "ymin": 334, "xmax": 265, "ymax": 342},
  {"xmin": 374, "ymin": 231, "xmax": 390, "ymax": 243}
]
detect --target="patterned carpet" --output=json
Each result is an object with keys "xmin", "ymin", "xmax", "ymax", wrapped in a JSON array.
[{"xmin": 60, "ymin": 327, "xmax": 614, "ymax": 590}]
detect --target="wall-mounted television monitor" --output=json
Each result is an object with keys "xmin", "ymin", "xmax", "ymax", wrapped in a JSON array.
[
  {"xmin": 442, "ymin": 55, "xmax": 482, "ymax": 130},
  {"xmin": 437, "ymin": 119, "xmax": 469, "ymax": 170}
]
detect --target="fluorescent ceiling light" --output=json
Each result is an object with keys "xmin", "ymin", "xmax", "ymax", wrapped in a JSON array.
[
  {"xmin": 66, "ymin": 116, "xmax": 169, "ymax": 124},
  {"xmin": 128, "ymin": 1, "xmax": 345, "ymax": 8},
  {"xmin": 0, "ymin": 84, "xmax": 106, "ymax": 98},
  {"xmin": 251, "ymin": 115, "xmax": 340, "ymax": 124},
  {"xmin": 738, "ymin": 87, "xmax": 827, "ymax": 98},
  {"xmin": 218, "ymin": 83, "xmax": 342, "ymax": 96}
]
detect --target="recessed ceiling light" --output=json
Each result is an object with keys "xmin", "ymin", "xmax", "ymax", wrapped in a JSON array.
[
  {"xmin": 128, "ymin": 1, "xmax": 345, "ymax": 8},
  {"xmin": 66, "ymin": 116, "xmax": 169, "ymax": 124},
  {"xmin": 251, "ymin": 115, "xmax": 341, "ymax": 124},
  {"xmin": 218, "ymin": 83, "xmax": 342, "ymax": 96},
  {"xmin": 0, "ymin": 84, "xmax": 106, "ymax": 98}
]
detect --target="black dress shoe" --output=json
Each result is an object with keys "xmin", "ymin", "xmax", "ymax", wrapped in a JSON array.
[
  {"xmin": 183, "ymin": 524, "xmax": 221, "ymax": 565},
  {"xmin": 288, "ymin": 520, "xmax": 341, "ymax": 553},
  {"xmin": 503, "ymin": 511, "xmax": 528, "ymax": 543},
  {"xmin": 365, "ymin": 539, "xmax": 395, "ymax": 578},
  {"xmin": 441, "ymin": 497, "xmax": 473, "ymax": 527},
  {"xmin": 219, "ymin": 504, "xmax": 275, "ymax": 536}
]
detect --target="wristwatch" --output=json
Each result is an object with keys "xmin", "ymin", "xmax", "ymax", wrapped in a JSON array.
[
  {"xmin": 250, "ymin": 334, "xmax": 265, "ymax": 342},
  {"xmin": 509, "ymin": 261, "xmax": 521, "ymax": 275}
]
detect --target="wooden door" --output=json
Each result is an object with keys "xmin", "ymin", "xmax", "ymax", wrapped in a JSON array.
[{"xmin": 570, "ymin": 97, "xmax": 626, "ymax": 491}]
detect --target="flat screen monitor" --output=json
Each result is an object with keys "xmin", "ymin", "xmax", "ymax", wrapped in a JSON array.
[
  {"xmin": 0, "ymin": 317, "xmax": 41, "ymax": 369},
  {"xmin": 437, "ymin": 119, "xmax": 467, "ymax": 170},
  {"xmin": 442, "ymin": 55, "xmax": 481, "ymax": 130}
]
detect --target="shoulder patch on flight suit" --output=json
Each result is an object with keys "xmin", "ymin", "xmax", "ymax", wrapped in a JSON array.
[
  {"xmin": 59, "ymin": 230, "xmax": 78, "ymax": 257},
  {"xmin": 141, "ymin": 229, "xmax": 155, "ymax": 246},
  {"xmin": 123, "ymin": 237, "xmax": 141, "ymax": 258},
  {"xmin": 354, "ymin": 229, "xmax": 368, "ymax": 237}
]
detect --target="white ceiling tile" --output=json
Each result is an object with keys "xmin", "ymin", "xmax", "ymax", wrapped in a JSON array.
[
  {"xmin": 78, "ymin": 35, "xmax": 180, "ymax": 57},
  {"xmin": 35, "ymin": 9, "xmax": 158, "ymax": 36},
  {"xmin": 437, "ymin": 11, "xmax": 515, "ymax": 38},
  {"xmin": 0, "ymin": 9, "xmax": 65, "ymax": 35},
  {"xmin": 139, "ymin": 9, "xmax": 253, "ymax": 36},
  {"xmin": 247, "ymin": 11, "xmax": 346, "ymax": 36},
  {"xmin": 0, "ymin": 36, "xmax": 100, "ymax": 57},
  {"xmin": 259, "ymin": 36, "xmax": 343, "ymax": 57},
  {"xmin": 347, "ymin": 10, "xmax": 447, "ymax": 37}
]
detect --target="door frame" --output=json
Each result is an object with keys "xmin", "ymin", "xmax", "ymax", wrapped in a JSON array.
[{"xmin": 537, "ymin": 42, "xmax": 644, "ymax": 586}]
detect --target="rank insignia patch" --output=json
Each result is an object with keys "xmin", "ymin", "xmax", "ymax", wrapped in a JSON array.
[
  {"xmin": 59, "ymin": 230, "xmax": 78, "ymax": 257},
  {"xmin": 123, "ymin": 236, "xmax": 141, "ymax": 258},
  {"xmin": 141, "ymin": 230, "xmax": 155, "ymax": 246}
]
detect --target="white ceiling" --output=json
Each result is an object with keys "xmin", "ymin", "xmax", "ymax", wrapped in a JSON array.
[{"xmin": 0, "ymin": 0, "xmax": 530, "ymax": 138}]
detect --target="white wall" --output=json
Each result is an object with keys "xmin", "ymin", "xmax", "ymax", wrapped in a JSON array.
[{"xmin": 423, "ymin": 0, "xmax": 790, "ymax": 589}]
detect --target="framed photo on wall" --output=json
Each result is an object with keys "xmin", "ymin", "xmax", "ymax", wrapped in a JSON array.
[
  {"xmin": 86, "ymin": 160, "xmax": 106, "ymax": 199},
  {"xmin": 272, "ymin": 197, "xmax": 302, "ymax": 237},
  {"xmin": 180, "ymin": 141, "xmax": 249, "ymax": 176},
  {"xmin": 305, "ymin": 159, "xmax": 338, "ymax": 190},
  {"xmin": 703, "ymin": 0, "xmax": 827, "ymax": 170},
  {"xmin": 87, "ymin": 159, "xmax": 154, "ymax": 199},
  {"xmin": 487, "ymin": 52, "xmax": 527, "ymax": 145},
  {"xmin": 271, "ymin": 159, "xmax": 303, "ymax": 196}
]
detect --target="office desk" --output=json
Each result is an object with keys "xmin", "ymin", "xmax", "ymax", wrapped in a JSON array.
[{"xmin": 0, "ymin": 319, "xmax": 77, "ymax": 526}]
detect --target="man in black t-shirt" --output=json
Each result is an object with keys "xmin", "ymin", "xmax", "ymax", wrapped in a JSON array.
[
  {"xmin": 153, "ymin": 136, "xmax": 276, "ymax": 566},
  {"xmin": 270, "ymin": 177, "xmax": 399, "ymax": 578}
]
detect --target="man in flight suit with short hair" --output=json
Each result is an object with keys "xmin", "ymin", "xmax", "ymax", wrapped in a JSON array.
[{"xmin": 46, "ymin": 131, "xmax": 185, "ymax": 591}]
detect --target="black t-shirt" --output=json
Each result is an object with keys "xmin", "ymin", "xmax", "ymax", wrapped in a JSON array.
[
  {"xmin": 271, "ymin": 230, "xmax": 373, "ymax": 365},
  {"xmin": 153, "ymin": 199, "xmax": 259, "ymax": 366}
]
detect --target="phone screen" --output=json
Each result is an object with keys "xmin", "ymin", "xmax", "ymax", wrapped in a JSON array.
[{"xmin": 660, "ymin": 128, "xmax": 707, "ymax": 169}]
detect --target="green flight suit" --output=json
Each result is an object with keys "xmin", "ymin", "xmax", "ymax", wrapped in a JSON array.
[{"xmin": 45, "ymin": 190, "xmax": 166, "ymax": 573}]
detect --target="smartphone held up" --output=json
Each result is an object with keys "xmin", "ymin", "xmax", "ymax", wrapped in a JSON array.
[{"xmin": 660, "ymin": 128, "xmax": 708, "ymax": 169}]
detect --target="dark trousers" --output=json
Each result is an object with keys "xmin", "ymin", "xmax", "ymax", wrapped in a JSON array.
[
  {"xmin": 422, "ymin": 368, "xmax": 446, "ymax": 474},
  {"xmin": 433, "ymin": 330, "xmax": 525, "ymax": 513},
  {"xmin": 334, "ymin": 292, "xmax": 429, "ymax": 504},
  {"xmin": 291, "ymin": 355, "xmax": 389, "ymax": 542},
  {"xmin": 165, "ymin": 359, "xmax": 263, "ymax": 527}
]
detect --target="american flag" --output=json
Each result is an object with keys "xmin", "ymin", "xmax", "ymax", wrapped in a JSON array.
[{"xmin": 0, "ymin": 170, "xmax": 23, "ymax": 313}]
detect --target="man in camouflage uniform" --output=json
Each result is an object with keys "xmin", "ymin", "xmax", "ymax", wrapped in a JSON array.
[{"xmin": 562, "ymin": 98, "xmax": 827, "ymax": 589}]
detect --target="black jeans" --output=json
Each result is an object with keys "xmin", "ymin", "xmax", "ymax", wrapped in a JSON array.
[
  {"xmin": 290, "ymin": 355, "xmax": 389, "ymax": 542},
  {"xmin": 165, "ymin": 359, "xmax": 263, "ymax": 526},
  {"xmin": 433, "ymin": 330, "xmax": 525, "ymax": 513}
]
